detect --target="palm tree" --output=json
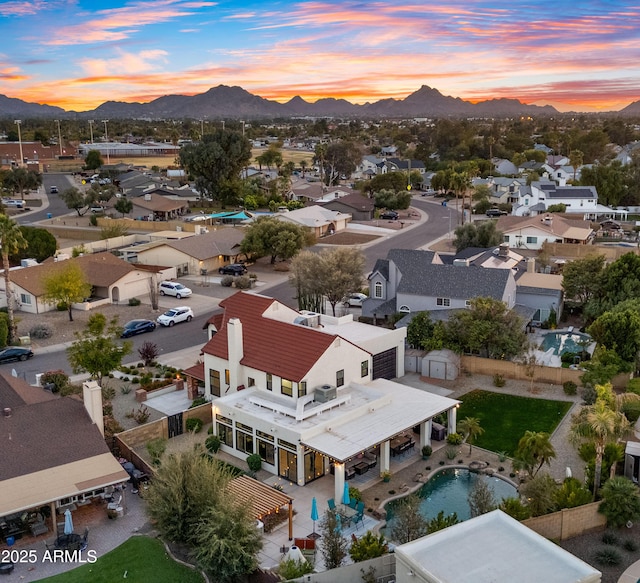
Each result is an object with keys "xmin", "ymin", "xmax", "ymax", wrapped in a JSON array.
[
  {"xmin": 0, "ymin": 215, "xmax": 28, "ymax": 343},
  {"xmin": 513, "ymin": 431, "xmax": 556, "ymax": 478},
  {"xmin": 299, "ymin": 159, "xmax": 308, "ymax": 177},
  {"xmin": 457, "ymin": 417, "xmax": 484, "ymax": 455}
]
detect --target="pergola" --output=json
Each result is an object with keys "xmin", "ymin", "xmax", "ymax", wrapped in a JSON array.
[{"xmin": 228, "ymin": 475, "xmax": 294, "ymax": 541}]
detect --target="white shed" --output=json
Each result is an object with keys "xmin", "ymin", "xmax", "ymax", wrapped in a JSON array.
[{"xmin": 420, "ymin": 349, "xmax": 460, "ymax": 380}]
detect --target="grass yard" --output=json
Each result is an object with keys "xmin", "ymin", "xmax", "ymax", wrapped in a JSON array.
[
  {"xmin": 38, "ymin": 536, "xmax": 204, "ymax": 583},
  {"xmin": 456, "ymin": 390, "xmax": 573, "ymax": 455}
]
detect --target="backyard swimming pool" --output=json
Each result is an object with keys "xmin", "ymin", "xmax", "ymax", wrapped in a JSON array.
[
  {"xmin": 384, "ymin": 468, "xmax": 518, "ymax": 527},
  {"xmin": 539, "ymin": 331, "xmax": 593, "ymax": 357}
]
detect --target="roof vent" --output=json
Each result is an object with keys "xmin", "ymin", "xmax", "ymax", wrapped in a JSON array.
[
  {"xmin": 3, "ymin": 407, "xmax": 12, "ymax": 418},
  {"xmin": 453, "ymin": 259, "xmax": 469, "ymax": 267}
]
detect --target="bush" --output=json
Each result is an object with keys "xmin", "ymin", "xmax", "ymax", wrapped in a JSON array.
[
  {"xmin": 185, "ymin": 417, "xmax": 203, "ymax": 433},
  {"xmin": 89, "ymin": 214, "xmax": 98, "ymax": 226},
  {"xmin": 29, "ymin": 323, "xmax": 53, "ymax": 339},
  {"xmin": 41, "ymin": 369, "xmax": 69, "ymax": 393},
  {"xmin": 138, "ymin": 341, "xmax": 159, "ymax": 367},
  {"xmin": 421, "ymin": 445, "xmax": 432, "ymax": 458},
  {"xmin": 594, "ymin": 547, "xmax": 622, "ymax": 566},
  {"xmin": 146, "ymin": 438, "xmax": 167, "ymax": 465},
  {"xmin": 205, "ymin": 435, "xmax": 221, "ymax": 454},
  {"xmin": 445, "ymin": 447, "xmax": 457, "ymax": 459},
  {"xmin": 133, "ymin": 405, "xmax": 150, "ymax": 424},
  {"xmin": 246, "ymin": 453, "xmax": 262, "ymax": 472},
  {"xmin": 493, "ymin": 374, "xmax": 505, "ymax": 387},
  {"xmin": 623, "ymin": 539, "xmax": 639, "ymax": 552},
  {"xmin": 128, "ymin": 297, "xmax": 141, "ymax": 306},
  {"xmin": 220, "ymin": 275, "xmax": 234, "ymax": 287},
  {"xmin": 234, "ymin": 275, "xmax": 252, "ymax": 289},
  {"xmin": 189, "ymin": 397, "xmax": 207, "ymax": 408},
  {"xmin": 278, "ymin": 558, "xmax": 314, "ymax": 579},
  {"xmin": 563, "ymin": 381, "xmax": 578, "ymax": 395},
  {"xmin": 446, "ymin": 432, "xmax": 463, "ymax": 445},
  {"xmin": 602, "ymin": 532, "xmax": 619, "ymax": 546},
  {"xmin": 56, "ymin": 302, "xmax": 68, "ymax": 312},
  {"xmin": 582, "ymin": 385, "xmax": 597, "ymax": 405},
  {"xmin": 627, "ymin": 378, "xmax": 640, "ymax": 395},
  {"xmin": 120, "ymin": 383, "xmax": 132, "ymax": 395}
]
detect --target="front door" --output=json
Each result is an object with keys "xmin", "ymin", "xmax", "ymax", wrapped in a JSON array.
[
  {"xmin": 304, "ymin": 450, "xmax": 325, "ymax": 483},
  {"xmin": 279, "ymin": 448, "xmax": 297, "ymax": 483}
]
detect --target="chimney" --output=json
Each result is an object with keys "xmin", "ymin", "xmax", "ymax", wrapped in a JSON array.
[
  {"xmin": 527, "ymin": 257, "xmax": 536, "ymax": 273},
  {"xmin": 498, "ymin": 243, "xmax": 509, "ymax": 258},
  {"xmin": 542, "ymin": 214, "xmax": 552, "ymax": 225},
  {"xmin": 83, "ymin": 380, "xmax": 105, "ymax": 436},
  {"xmin": 3, "ymin": 407, "xmax": 12, "ymax": 418},
  {"xmin": 226, "ymin": 318, "xmax": 244, "ymax": 393}
]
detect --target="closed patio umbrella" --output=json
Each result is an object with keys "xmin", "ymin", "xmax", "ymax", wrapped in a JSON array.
[
  {"xmin": 63, "ymin": 509, "xmax": 74, "ymax": 535},
  {"xmin": 342, "ymin": 481, "xmax": 350, "ymax": 506},
  {"xmin": 309, "ymin": 497, "xmax": 319, "ymax": 538}
]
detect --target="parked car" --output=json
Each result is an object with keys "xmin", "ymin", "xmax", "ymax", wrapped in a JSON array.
[
  {"xmin": 343, "ymin": 293, "xmax": 368, "ymax": 307},
  {"xmin": 121, "ymin": 319, "xmax": 156, "ymax": 338},
  {"xmin": 157, "ymin": 306, "xmax": 194, "ymax": 327},
  {"xmin": 486, "ymin": 208, "xmax": 507, "ymax": 217},
  {"xmin": 218, "ymin": 264, "xmax": 247, "ymax": 276},
  {"xmin": 0, "ymin": 346, "xmax": 34, "ymax": 363},
  {"xmin": 2, "ymin": 199, "xmax": 23, "ymax": 209},
  {"xmin": 158, "ymin": 281, "xmax": 192, "ymax": 298},
  {"xmin": 380, "ymin": 210, "xmax": 399, "ymax": 220},
  {"xmin": 49, "ymin": 186, "xmax": 58, "ymax": 194}
]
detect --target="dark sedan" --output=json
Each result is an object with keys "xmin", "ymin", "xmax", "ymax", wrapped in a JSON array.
[
  {"xmin": 0, "ymin": 347, "xmax": 34, "ymax": 363},
  {"xmin": 121, "ymin": 319, "xmax": 156, "ymax": 338}
]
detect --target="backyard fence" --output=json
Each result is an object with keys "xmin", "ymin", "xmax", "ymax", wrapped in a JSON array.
[{"xmin": 523, "ymin": 501, "xmax": 606, "ymax": 541}]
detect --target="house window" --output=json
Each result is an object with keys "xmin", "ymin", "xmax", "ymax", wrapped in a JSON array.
[
  {"xmin": 298, "ymin": 381, "xmax": 307, "ymax": 397},
  {"xmin": 503, "ymin": 235, "xmax": 509, "ymax": 243},
  {"xmin": 257, "ymin": 433, "xmax": 275, "ymax": 465},
  {"xmin": 236, "ymin": 430, "xmax": 253, "ymax": 454},
  {"xmin": 399, "ymin": 305, "xmax": 410, "ymax": 313},
  {"xmin": 225, "ymin": 369, "xmax": 230, "ymax": 384},
  {"xmin": 337, "ymin": 369, "xmax": 344, "ymax": 387},
  {"xmin": 436, "ymin": 298, "xmax": 450, "ymax": 307},
  {"xmin": 266, "ymin": 373, "xmax": 272, "ymax": 391},
  {"xmin": 526, "ymin": 236, "xmax": 537, "ymax": 244},
  {"xmin": 465, "ymin": 300, "xmax": 471, "ymax": 308},
  {"xmin": 374, "ymin": 281, "xmax": 383, "ymax": 299},
  {"xmin": 20, "ymin": 294, "xmax": 31, "ymax": 305},
  {"xmin": 248, "ymin": 377, "xmax": 255, "ymax": 387},
  {"xmin": 217, "ymin": 422, "xmax": 233, "ymax": 447},
  {"xmin": 210, "ymin": 370, "xmax": 221, "ymax": 398},
  {"xmin": 281, "ymin": 379, "xmax": 293, "ymax": 397},
  {"xmin": 361, "ymin": 360, "xmax": 369, "ymax": 377},
  {"xmin": 524, "ymin": 199, "xmax": 529, "ymax": 206}
]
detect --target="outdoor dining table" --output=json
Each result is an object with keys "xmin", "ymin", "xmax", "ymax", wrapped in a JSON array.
[
  {"xmin": 54, "ymin": 533, "xmax": 82, "ymax": 551},
  {"xmin": 339, "ymin": 505, "xmax": 357, "ymax": 521}
]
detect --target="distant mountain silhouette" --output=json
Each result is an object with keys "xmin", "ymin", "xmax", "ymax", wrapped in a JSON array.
[{"xmin": 0, "ymin": 84, "xmax": 631, "ymax": 119}]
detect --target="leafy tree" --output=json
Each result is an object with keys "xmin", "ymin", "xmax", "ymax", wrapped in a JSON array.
[
  {"xmin": 445, "ymin": 297, "xmax": 528, "ymax": 359},
  {"xmin": 389, "ymin": 494, "xmax": 428, "ymax": 544},
  {"xmin": 457, "ymin": 417, "xmax": 484, "ymax": 455},
  {"xmin": 586, "ymin": 253, "xmax": 640, "ymax": 321},
  {"xmin": 9, "ymin": 226, "xmax": 56, "ymax": 263},
  {"xmin": 580, "ymin": 346, "xmax": 631, "ymax": 388},
  {"xmin": 554, "ymin": 477, "xmax": 592, "ymax": 510},
  {"xmin": 179, "ymin": 129, "xmax": 252, "ymax": 206},
  {"xmin": 138, "ymin": 341, "xmax": 159, "ymax": 367},
  {"xmin": 426, "ymin": 510, "xmax": 460, "ymax": 533},
  {"xmin": 84, "ymin": 149, "xmax": 103, "ymax": 170},
  {"xmin": 2, "ymin": 167, "xmax": 41, "ymax": 199},
  {"xmin": 598, "ymin": 477, "xmax": 640, "ymax": 528},
  {"xmin": 468, "ymin": 476, "xmax": 497, "ymax": 517},
  {"xmin": 546, "ymin": 203, "xmax": 567, "ymax": 213},
  {"xmin": 240, "ymin": 216, "xmax": 311, "ymax": 264},
  {"xmin": 499, "ymin": 497, "xmax": 531, "ymax": 520},
  {"xmin": 100, "ymin": 223, "xmax": 129, "ymax": 239},
  {"xmin": 288, "ymin": 250, "xmax": 324, "ymax": 313},
  {"xmin": 587, "ymin": 308, "xmax": 640, "ymax": 363},
  {"xmin": 320, "ymin": 510, "xmax": 348, "ymax": 570},
  {"xmin": 373, "ymin": 189, "xmax": 412, "ymax": 210},
  {"xmin": 41, "ymin": 262, "xmax": 91, "ymax": 322},
  {"xmin": 60, "ymin": 186, "xmax": 96, "ymax": 216},
  {"xmin": 0, "ymin": 215, "xmax": 27, "ymax": 343},
  {"xmin": 320, "ymin": 141, "xmax": 362, "ymax": 187},
  {"xmin": 406, "ymin": 311, "xmax": 446, "ymax": 351},
  {"xmin": 349, "ymin": 531, "xmax": 389, "ymax": 562},
  {"xmin": 255, "ymin": 145, "xmax": 283, "ymax": 170},
  {"xmin": 520, "ymin": 473, "xmax": 558, "ymax": 517},
  {"xmin": 67, "ymin": 313, "xmax": 131, "ymax": 386},
  {"xmin": 278, "ymin": 557, "xmax": 314, "ymax": 579},
  {"xmin": 561, "ymin": 254, "xmax": 605, "ymax": 308},
  {"xmin": 114, "ymin": 197, "xmax": 133, "ymax": 217},
  {"xmin": 453, "ymin": 221, "xmax": 502, "ymax": 253},
  {"xmin": 361, "ymin": 172, "xmax": 409, "ymax": 195},
  {"xmin": 512, "ymin": 431, "xmax": 556, "ymax": 479}
]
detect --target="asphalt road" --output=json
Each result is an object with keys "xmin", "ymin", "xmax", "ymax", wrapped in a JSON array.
[{"xmin": 17, "ymin": 172, "xmax": 77, "ymax": 225}]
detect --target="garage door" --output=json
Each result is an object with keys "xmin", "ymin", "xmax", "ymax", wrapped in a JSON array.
[
  {"xmin": 373, "ymin": 348, "xmax": 397, "ymax": 380},
  {"xmin": 428, "ymin": 360, "xmax": 446, "ymax": 380}
]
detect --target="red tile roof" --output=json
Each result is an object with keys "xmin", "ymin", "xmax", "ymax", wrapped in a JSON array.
[{"xmin": 201, "ymin": 292, "xmax": 338, "ymax": 381}]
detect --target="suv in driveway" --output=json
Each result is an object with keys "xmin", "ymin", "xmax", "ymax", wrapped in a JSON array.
[
  {"xmin": 219, "ymin": 263, "xmax": 247, "ymax": 276},
  {"xmin": 380, "ymin": 210, "xmax": 399, "ymax": 220},
  {"xmin": 157, "ymin": 306, "xmax": 194, "ymax": 327},
  {"xmin": 486, "ymin": 208, "xmax": 507, "ymax": 217},
  {"xmin": 158, "ymin": 281, "xmax": 192, "ymax": 298}
]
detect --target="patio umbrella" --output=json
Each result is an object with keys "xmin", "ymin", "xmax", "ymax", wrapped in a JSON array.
[
  {"xmin": 63, "ymin": 509, "xmax": 74, "ymax": 535},
  {"xmin": 342, "ymin": 481, "xmax": 350, "ymax": 506},
  {"xmin": 310, "ymin": 497, "xmax": 319, "ymax": 537}
]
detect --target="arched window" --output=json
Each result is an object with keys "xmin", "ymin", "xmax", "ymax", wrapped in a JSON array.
[
  {"xmin": 374, "ymin": 281, "xmax": 383, "ymax": 299},
  {"xmin": 399, "ymin": 305, "xmax": 410, "ymax": 313}
]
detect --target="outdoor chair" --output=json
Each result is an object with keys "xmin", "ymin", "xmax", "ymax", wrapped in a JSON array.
[
  {"xmin": 349, "ymin": 499, "xmax": 358, "ymax": 510},
  {"xmin": 80, "ymin": 527, "xmax": 89, "ymax": 551},
  {"xmin": 352, "ymin": 501, "xmax": 365, "ymax": 529},
  {"xmin": 106, "ymin": 494, "xmax": 122, "ymax": 511},
  {"xmin": 327, "ymin": 498, "xmax": 336, "ymax": 511}
]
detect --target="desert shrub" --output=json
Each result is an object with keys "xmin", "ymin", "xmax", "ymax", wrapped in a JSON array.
[
  {"xmin": 140, "ymin": 378, "xmax": 173, "ymax": 391},
  {"xmin": 445, "ymin": 447, "xmax": 457, "ymax": 459},
  {"xmin": 128, "ymin": 404, "xmax": 150, "ymax": 424},
  {"xmin": 138, "ymin": 341, "xmax": 159, "ymax": 367},
  {"xmin": 189, "ymin": 397, "xmax": 207, "ymax": 408},
  {"xmin": 128, "ymin": 297, "xmax": 141, "ymax": 306},
  {"xmin": 29, "ymin": 323, "xmax": 53, "ymax": 339},
  {"xmin": 563, "ymin": 381, "xmax": 578, "ymax": 395},
  {"xmin": 278, "ymin": 558, "xmax": 314, "ymax": 580},
  {"xmin": 103, "ymin": 416, "xmax": 124, "ymax": 440},
  {"xmin": 102, "ymin": 403, "xmax": 113, "ymax": 416},
  {"xmin": 131, "ymin": 377, "xmax": 140, "ymax": 384},
  {"xmin": 602, "ymin": 531, "xmax": 619, "ymax": 546},
  {"xmin": 185, "ymin": 417, "xmax": 203, "ymax": 433},
  {"xmin": 41, "ymin": 369, "xmax": 70, "ymax": 393},
  {"xmin": 582, "ymin": 385, "xmax": 597, "ymax": 405},
  {"xmin": 220, "ymin": 275, "xmax": 234, "ymax": 287},
  {"xmin": 146, "ymin": 438, "xmax": 167, "ymax": 465},
  {"xmin": 594, "ymin": 547, "xmax": 622, "ymax": 566},
  {"xmin": 493, "ymin": 373, "xmax": 505, "ymax": 387},
  {"xmin": 623, "ymin": 539, "xmax": 638, "ymax": 552},
  {"xmin": 89, "ymin": 214, "xmax": 98, "ymax": 226},
  {"xmin": 234, "ymin": 275, "xmax": 252, "ymax": 289},
  {"xmin": 102, "ymin": 385, "xmax": 116, "ymax": 401},
  {"xmin": 446, "ymin": 432, "xmax": 463, "ymax": 445},
  {"xmin": 205, "ymin": 435, "xmax": 221, "ymax": 454},
  {"xmin": 120, "ymin": 383, "xmax": 132, "ymax": 395},
  {"xmin": 246, "ymin": 453, "xmax": 262, "ymax": 472}
]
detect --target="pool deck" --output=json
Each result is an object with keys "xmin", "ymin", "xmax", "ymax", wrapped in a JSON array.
[{"xmin": 529, "ymin": 327, "xmax": 596, "ymax": 367}]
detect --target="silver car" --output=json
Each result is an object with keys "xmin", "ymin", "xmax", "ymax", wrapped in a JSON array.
[
  {"xmin": 158, "ymin": 281, "xmax": 192, "ymax": 299},
  {"xmin": 157, "ymin": 306, "xmax": 194, "ymax": 327}
]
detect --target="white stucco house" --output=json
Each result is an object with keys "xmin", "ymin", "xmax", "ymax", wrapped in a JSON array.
[
  {"xmin": 274, "ymin": 205, "xmax": 351, "ymax": 238},
  {"xmin": 496, "ymin": 214, "xmax": 594, "ymax": 250}
]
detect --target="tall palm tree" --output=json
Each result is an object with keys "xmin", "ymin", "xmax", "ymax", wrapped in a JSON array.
[
  {"xmin": 513, "ymin": 430, "xmax": 556, "ymax": 478},
  {"xmin": 0, "ymin": 215, "xmax": 28, "ymax": 344},
  {"xmin": 457, "ymin": 416, "xmax": 484, "ymax": 455}
]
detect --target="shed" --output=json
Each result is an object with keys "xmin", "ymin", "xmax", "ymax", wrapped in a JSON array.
[{"xmin": 421, "ymin": 349, "xmax": 460, "ymax": 380}]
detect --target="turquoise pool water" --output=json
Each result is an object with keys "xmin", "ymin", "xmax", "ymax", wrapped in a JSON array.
[
  {"xmin": 540, "ymin": 331, "xmax": 592, "ymax": 356},
  {"xmin": 384, "ymin": 468, "xmax": 518, "ymax": 525}
]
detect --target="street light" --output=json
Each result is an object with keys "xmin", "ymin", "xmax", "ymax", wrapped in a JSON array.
[
  {"xmin": 88, "ymin": 120, "xmax": 94, "ymax": 143},
  {"xmin": 102, "ymin": 120, "xmax": 110, "ymax": 163},
  {"xmin": 54, "ymin": 119, "xmax": 63, "ymax": 157},
  {"xmin": 14, "ymin": 120, "xmax": 23, "ymax": 166}
]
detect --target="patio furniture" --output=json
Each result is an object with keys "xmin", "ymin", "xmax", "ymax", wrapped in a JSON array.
[
  {"xmin": 55, "ymin": 533, "xmax": 82, "ymax": 551},
  {"xmin": 294, "ymin": 538, "xmax": 316, "ymax": 564},
  {"xmin": 107, "ymin": 494, "xmax": 122, "ymax": 511},
  {"xmin": 354, "ymin": 461, "xmax": 369, "ymax": 475},
  {"xmin": 352, "ymin": 502, "xmax": 365, "ymax": 529},
  {"xmin": 349, "ymin": 499, "xmax": 358, "ymax": 510},
  {"xmin": 327, "ymin": 498, "xmax": 336, "ymax": 511},
  {"xmin": 30, "ymin": 519, "xmax": 48, "ymax": 537},
  {"xmin": 0, "ymin": 562, "xmax": 14, "ymax": 576},
  {"xmin": 80, "ymin": 527, "xmax": 89, "ymax": 551}
]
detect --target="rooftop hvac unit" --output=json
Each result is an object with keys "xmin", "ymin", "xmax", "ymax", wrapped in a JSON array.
[
  {"xmin": 294, "ymin": 313, "xmax": 321, "ymax": 328},
  {"xmin": 314, "ymin": 384, "xmax": 337, "ymax": 403}
]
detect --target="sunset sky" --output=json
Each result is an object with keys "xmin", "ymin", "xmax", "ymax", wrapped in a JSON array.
[{"xmin": 1, "ymin": 0, "xmax": 639, "ymax": 113}]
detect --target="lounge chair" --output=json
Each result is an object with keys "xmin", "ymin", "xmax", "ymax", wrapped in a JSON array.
[{"xmin": 352, "ymin": 502, "xmax": 365, "ymax": 529}]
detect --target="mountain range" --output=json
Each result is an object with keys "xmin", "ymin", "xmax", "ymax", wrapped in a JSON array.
[{"xmin": 1, "ymin": 84, "xmax": 639, "ymax": 119}]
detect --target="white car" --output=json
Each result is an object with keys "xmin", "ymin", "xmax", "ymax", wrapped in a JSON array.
[
  {"xmin": 158, "ymin": 281, "xmax": 192, "ymax": 299},
  {"xmin": 157, "ymin": 306, "xmax": 194, "ymax": 327},
  {"xmin": 343, "ymin": 293, "xmax": 368, "ymax": 307}
]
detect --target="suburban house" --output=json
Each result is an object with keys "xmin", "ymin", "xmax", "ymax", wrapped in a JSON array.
[
  {"xmin": 491, "ymin": 158, "xmax": 519, "ymax": 176},
  {"xmin": 354, "ymin": 155, "xmax": 387, "ymax": 179},
  {"xmin": 496, "ymin": 214, "xmax": 594, "ymax": 250},
  {"xmin": 130, "ymin": 192, "xmax": 190, "ymax": 221},
  {"xmin": 515, "ymin": 270, "xmax": 564, "ymax": 325},
  {"xmin": 119, "ymin": 227, "xmax": 245, "ymax": 275},
  {"xmin": 192, "ymin": 291, "xmax": 459, "ymax": 501},
  {"xmin": 362, "ymin": 249, "xmax": 517, "ymax": 320},
  {"xmin": 1, "ymin": 252, "xmax": 169, "ymax": 314},
  {"xmin": 274, "ymin": 206, "xmax": 351, "ymax": 237},
  {"xmin": 320, "ymin": 192, "xmax": 375, "ymax": 221},
  {"xmin": 0, "ymin": 376, "xmax": 129, "ymax": 537}
]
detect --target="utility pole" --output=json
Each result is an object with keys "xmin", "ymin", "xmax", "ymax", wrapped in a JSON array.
[
  {"xmin": 54, "ymin": 119, "xmax": 63, "ymax": 157},
  {"xmin": 14, "ymin": 120, "xmax": 23, "ymax": 166},
  {"xmin": 88, "ymin": 120, "xmax": 94, "ymax": 143}
]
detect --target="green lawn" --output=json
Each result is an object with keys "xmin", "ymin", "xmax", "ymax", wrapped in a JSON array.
[
  {"xmin": 38, "ymin": 536, "xmax": 204, "ymax": 583},
  {"xmin": 456, "ymin": 390, "xmax": 573, "ymax": 455}
]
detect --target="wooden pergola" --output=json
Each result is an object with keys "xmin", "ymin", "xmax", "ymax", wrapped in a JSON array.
[{"xmin": 228, "ymin": 475, "xmax": 294, "ymax": 540}]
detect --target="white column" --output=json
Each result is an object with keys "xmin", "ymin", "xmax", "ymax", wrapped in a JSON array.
[
  {"xmin": 420, "ymin": 419, "xmax": 432, "ymax": 449},
  {"xmin": 297, "ymin": 446, "xmax": 305, "ymax": 486},
  {"xmin": 380, "ymin": 441, "xmax": 390, "ymax": 474},
  {"xmin": 334, "ymin": 463, "xmax": 345, "ymax": 503},
  {"xmin": 448, "ymin": 407, "xmax": 458, "ymax": 435}
]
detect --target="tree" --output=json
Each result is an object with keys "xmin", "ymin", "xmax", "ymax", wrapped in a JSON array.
[
  {"xmin": 316, "ymin": 248, "xmax": 365, "ymax": 316},
  {"xmin": 426, "ymin": 510, "xmax": 460, "ymax": 533},
  {"xmin": 60, "ymin": 186, "xmax": 96, "ymax": 216},
  {"xmin": 389, "ymin": 494, "xmax": 428, "ymax": 544},
  {"xmin": 598, "ymin": 477, "xmax": 640, "ymax": 528},
  {"xmin": 453, "ymin": 221, "xmax": 503, "ymax": 253},
  {"xmin": 66, "ymin": 313, "xmax": 132, "ymax": 386},
  {"xmin": 499, "ymin": 497, "xmax": 531, "ymax": 520},
  {"xmin": 349, "ymin": 531, "xmax": 388, "ymax": 562},
  {"xmin": 179, "ymin": 129, "xmax": 252, "ymax": 206},
  {"xmin": 586, "ymin": 253, "xmax": 640, "ymax": 321},
  {"xmin": 445, "ymin": 297, "xmax": 528, "ymax": 359},
  {"xmin": 0, "ymin": 215, "xmax": 28, "ymax": 343},
  {"xmin": 373, "ymin": 189, "xmax": 412, "ymax": 210},
  {"xmin": 320, "ymin": 141, "xmax": 362, "ymax": 187},
  {"xmin": 406, "ymin": 311, "xmax": 446, "ymax": 351},
  {"xmin": 512, "ymin": 431, "xmax": 556, "ymax": 479},
  {"xmin": 114, "ymin": 197, "xmax": 133, "ymax": 217},
  {"xmin": 320, "ymin": 510, "xmax": 348, "ymax": 570},
  {"xmin": 457, "ymin": 417, "xmax": 484, "ymax": 455},
  {"xmin": 41, "ymin": 262, "xmax": 92, "ymax": 322},
  {"xmin": 588, "ymin": 308, "xmax": 640, "ymax": 364},
  {"xmin": 240, "ymin": 216, "xmax": 311, "ymax": 264},
  {"xmin": 288, "ymin": 250, "xmax": 324, "ymax": 313},
  {"xmin": 554, "ymin": 477, "xmax": 592, "ymax": 509},
  {"xmin": 468, "ymin": 476, "xmax": 497, "ymax": 517},
  {"xmin": 2, "ymin": 167, "xmax": 41, "ymax": 200},
  {"xmin": 561, "ymin": 254, "xmax": 605, "ymax": 309},
  {"xmin": 519, "ymin": 473, "xmax": 558, "ymax": 517},
  {"xmin": 9, "ymin": 226, "xmax": 56, "ymax": 263},
  {"xmin": 84, "ymin": 149, "xmax": 103, "ymax": 170}
]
